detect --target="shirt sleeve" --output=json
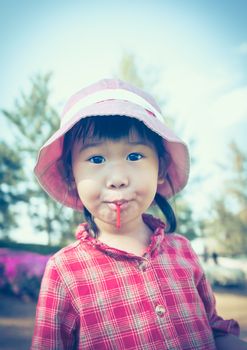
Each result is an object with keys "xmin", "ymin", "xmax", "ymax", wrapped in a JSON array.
[
  {"xmin": 31, "ymin": 257, "xmax": 78, "ymax": 350},
  {"xmin": 196, "ymin": 271, "xmax": 240, "ymax": 338},
  {"xmin": 186, "ymin": 241, "xmax": 240, "ymax": 338}
]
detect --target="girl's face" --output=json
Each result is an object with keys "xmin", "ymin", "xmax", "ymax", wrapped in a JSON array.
[{"xmin": 72, "ymin": 130, "xmax": 163, "ymax": 232}]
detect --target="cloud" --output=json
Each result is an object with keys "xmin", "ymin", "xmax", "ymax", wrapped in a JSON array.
[
  {"xmin": 161, "ymin": 66, "xmax": 240, "ymax": 130},
  {"xmin": 237, "ymin": 42, "xmax": 247, "ymax": 54},
  {"xmin": 210, "ymin": 86, "xmax": 247, "ymax": 128}
]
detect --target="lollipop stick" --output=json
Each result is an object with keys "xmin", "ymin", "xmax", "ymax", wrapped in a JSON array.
[{"xmin": 116, "ymin": 204, "xmax": 121, "ymax": 229}]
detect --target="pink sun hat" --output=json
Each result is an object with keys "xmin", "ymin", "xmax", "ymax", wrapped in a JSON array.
[{"xmin": 34, "ymin": 78, "xmax": 190, "ymax": 211}]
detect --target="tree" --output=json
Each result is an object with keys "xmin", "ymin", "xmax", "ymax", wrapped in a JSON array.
[
  {"xmin": 207, "ymin": 142, "xmax": 247, "ymax": 255},
  {"xmin": 0, "ymin": 142, "xmax": 26, "ymax": 237},
  {"xmin": 2, "ymin": 74, "xmax": 82, "ymax": 245},
  {"xmin": 117, "ymin": 53, "xmax": 145, "ymax": 88},
  {"xmin": 175, "ymin": 199, "xmax": 197, "ymax": 240}
]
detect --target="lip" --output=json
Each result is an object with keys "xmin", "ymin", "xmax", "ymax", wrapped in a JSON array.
[{"xmin": 105, "ymin": 200, "xmax": 130, "ymax": 210}]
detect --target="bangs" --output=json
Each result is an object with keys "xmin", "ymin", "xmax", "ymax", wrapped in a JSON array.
[{"xmin": 69, "ymin": 115, "xmax": 164, "ymax": 155}]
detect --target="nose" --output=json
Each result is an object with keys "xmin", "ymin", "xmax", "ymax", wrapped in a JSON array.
[{"xmin": 106, "ymin": 167, "xmax": 129, "ymax": 189}]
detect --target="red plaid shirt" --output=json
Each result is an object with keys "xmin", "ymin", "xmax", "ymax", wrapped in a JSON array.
[{"xmin": 31, "ymin": 214, "xmax": 239, "ymax": 350}]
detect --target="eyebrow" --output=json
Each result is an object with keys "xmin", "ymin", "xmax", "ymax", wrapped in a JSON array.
[
  {"xmin": 79, "ymin": 142, "xmax": 103, "ymax": 152},
  {"xmin": 79, "ymin": 140, "xmax": 151, "ymax": 152}
]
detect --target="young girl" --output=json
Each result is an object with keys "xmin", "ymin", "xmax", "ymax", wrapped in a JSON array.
[{"xmin": 31, "ymin": 79, "xmax": 246, "ymax": 350}]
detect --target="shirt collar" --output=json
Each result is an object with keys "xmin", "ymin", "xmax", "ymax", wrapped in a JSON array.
[{"xmin": 75, "ymin": 214, "xmax": 166, "ymax": 259}]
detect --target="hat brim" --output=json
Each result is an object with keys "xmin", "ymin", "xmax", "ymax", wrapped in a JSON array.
[{"xmin": 34, "ymin": 100, "xmax": 190, "ymax": 211}]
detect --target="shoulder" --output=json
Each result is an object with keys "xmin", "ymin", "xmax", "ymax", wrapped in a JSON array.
[
  {"xmin": 49, "ymin": 240, "xmax": 80, "ymax": 260},
  {"xmin": 163, "ymin": 232, "xmax": 200, "ymax": 261},
  {"xmin": 165, "ymin": 232, "xmax": 193, "ymax": 249},
  {"xmin": 162, "ymin": 233, "xmax": 205, "ymax": 282},
  {"xmin": 45, "ymin": 240, "xmax": 87, "ymax": 272},
  {"xmin": 43, "ymin": 240, "xmax": 94, "ymax": 292}
]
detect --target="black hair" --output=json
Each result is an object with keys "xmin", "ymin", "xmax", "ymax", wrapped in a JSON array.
[{"xmin": 61, "ymin": 115, "xmax": 177, "ymax": 235}]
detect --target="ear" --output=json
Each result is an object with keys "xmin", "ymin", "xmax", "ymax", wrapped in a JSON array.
[
  {"xmin": 158, "ymin": 156, "xmax": 166, "ymax": 184},
  {"xmin": 71, "ymin": 180, "xmax": 77, "ymax": 189},
  {"xmin": 68, "ymin": 176, "xmax": 77, "ymax": 193}
]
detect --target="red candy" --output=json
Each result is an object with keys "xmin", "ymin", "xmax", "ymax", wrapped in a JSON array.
[{"xmin": 116, "ymin": 204, "xmax": 121, "ymax": 229}]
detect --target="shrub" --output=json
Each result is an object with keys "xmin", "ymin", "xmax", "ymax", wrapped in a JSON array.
[{"xmin": 0, "ymin": 248, "xmax": 50, "ymax": 300}]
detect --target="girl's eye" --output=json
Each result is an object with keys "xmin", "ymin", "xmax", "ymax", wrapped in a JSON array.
[
  {"xmin": 88, "ymin": 156, "xmax": 105, "ymax": 164},
  {"xmin": 127, "ymin": 153, "xmax": 143, "ymax": 161}
]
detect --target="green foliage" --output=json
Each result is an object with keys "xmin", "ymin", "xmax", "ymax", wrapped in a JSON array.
[
  {"xmin": 1, "ymin": 74, "xmax": 82, "ymax": 245},
  {"xmin": 0, "ymin": 142, "xmax": 27, "ymax": 236},
  {"xmin": 207, "ymin": 142, "xmax": 247, "ymax": 255},
  {"xmin": 2, "ymin": 73, "xmax": 59, "ymax": 154},
  {"xmin": 226, "ymin": 142, "xmax": 247, "ymax": 209},
  {"xmin": 117, "ymin": 53, "xmax": 145, "ymax": 88},
  {"xmin": 0, "ymin": 239, "xmax": 61, "ymax": 255},
  {"xmin": 175, "ymin": 198, "xmax": 197, "ymax": 240}
]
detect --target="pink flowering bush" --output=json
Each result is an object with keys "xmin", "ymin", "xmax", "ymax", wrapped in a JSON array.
[{"xmin": 0, "ymin": 248, "xmax": 50, "ymax": 300}]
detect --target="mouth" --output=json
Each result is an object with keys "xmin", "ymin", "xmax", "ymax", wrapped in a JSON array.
[{"xmin": 105, "ymin": 200, "xmax": 130, "ymax": 210}]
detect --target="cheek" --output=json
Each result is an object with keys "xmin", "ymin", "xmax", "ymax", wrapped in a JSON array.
[
  {"xmin": 138, "ymin": 162, "xmax": 159, "ymax": 183},
  {"xmin": 136, "ymin": 177, "xmax": 157, "ymax": 193},
  {"xmin": 76, "ymin": 178, "xmax": 100, "ymax": 202},
  {"xmin": 135, "ymin": 168, "xmax": 159, "ymax": 194}
]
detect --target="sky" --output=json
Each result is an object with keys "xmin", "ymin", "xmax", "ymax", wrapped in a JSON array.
[{"xmin": 1, "ymin": 0, "xmax": 247, "ymax": 243}]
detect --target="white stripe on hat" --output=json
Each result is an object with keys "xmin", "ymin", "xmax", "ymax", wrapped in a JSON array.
[{"xmin": 61, "ymin": 88, "xmax": 164, "ymax": 126}]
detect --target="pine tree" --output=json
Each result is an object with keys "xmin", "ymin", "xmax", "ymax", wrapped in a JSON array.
[
  {"xmin": 2, "ymin": 74, "xmax": 82, "ymax": 245},
  {"xmin": 0, "ymin": 142, "xmax": 26, "ymax": 237},
  {"xmin": 207, "ymin": 142, "xmax": 247, "ymax": 255}
]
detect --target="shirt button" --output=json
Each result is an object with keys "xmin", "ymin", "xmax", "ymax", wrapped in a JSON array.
[
  {"xmin": 155, "ymin": 304, "xmax": 166, "ymax": 317},
  {"xmin": 138, "ymin": 261, "xmax": 148, "ymax": 271}
]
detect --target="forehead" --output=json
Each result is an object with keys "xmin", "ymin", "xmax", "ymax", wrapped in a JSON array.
[
  {"xmin": 67, "ymin": 115, "xmax": 163, "ymax": 156},
  {"xmin": 72, "ymin": 131, "xmax": 160, "ymax": 162},
  {"xmin": 87, "ymin": 128, "xmax": 144, "ymax": 143},
  {"xmin": 76, "ymin": 134, "xmax": 156, "ymax": 156},
  {"xmin": 73, "ymin": 116, "xmax": 153, "ymax": 140},
  {"xmin": 77, "ymin": 123, "xmax": 152, "ymax": 145}
]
